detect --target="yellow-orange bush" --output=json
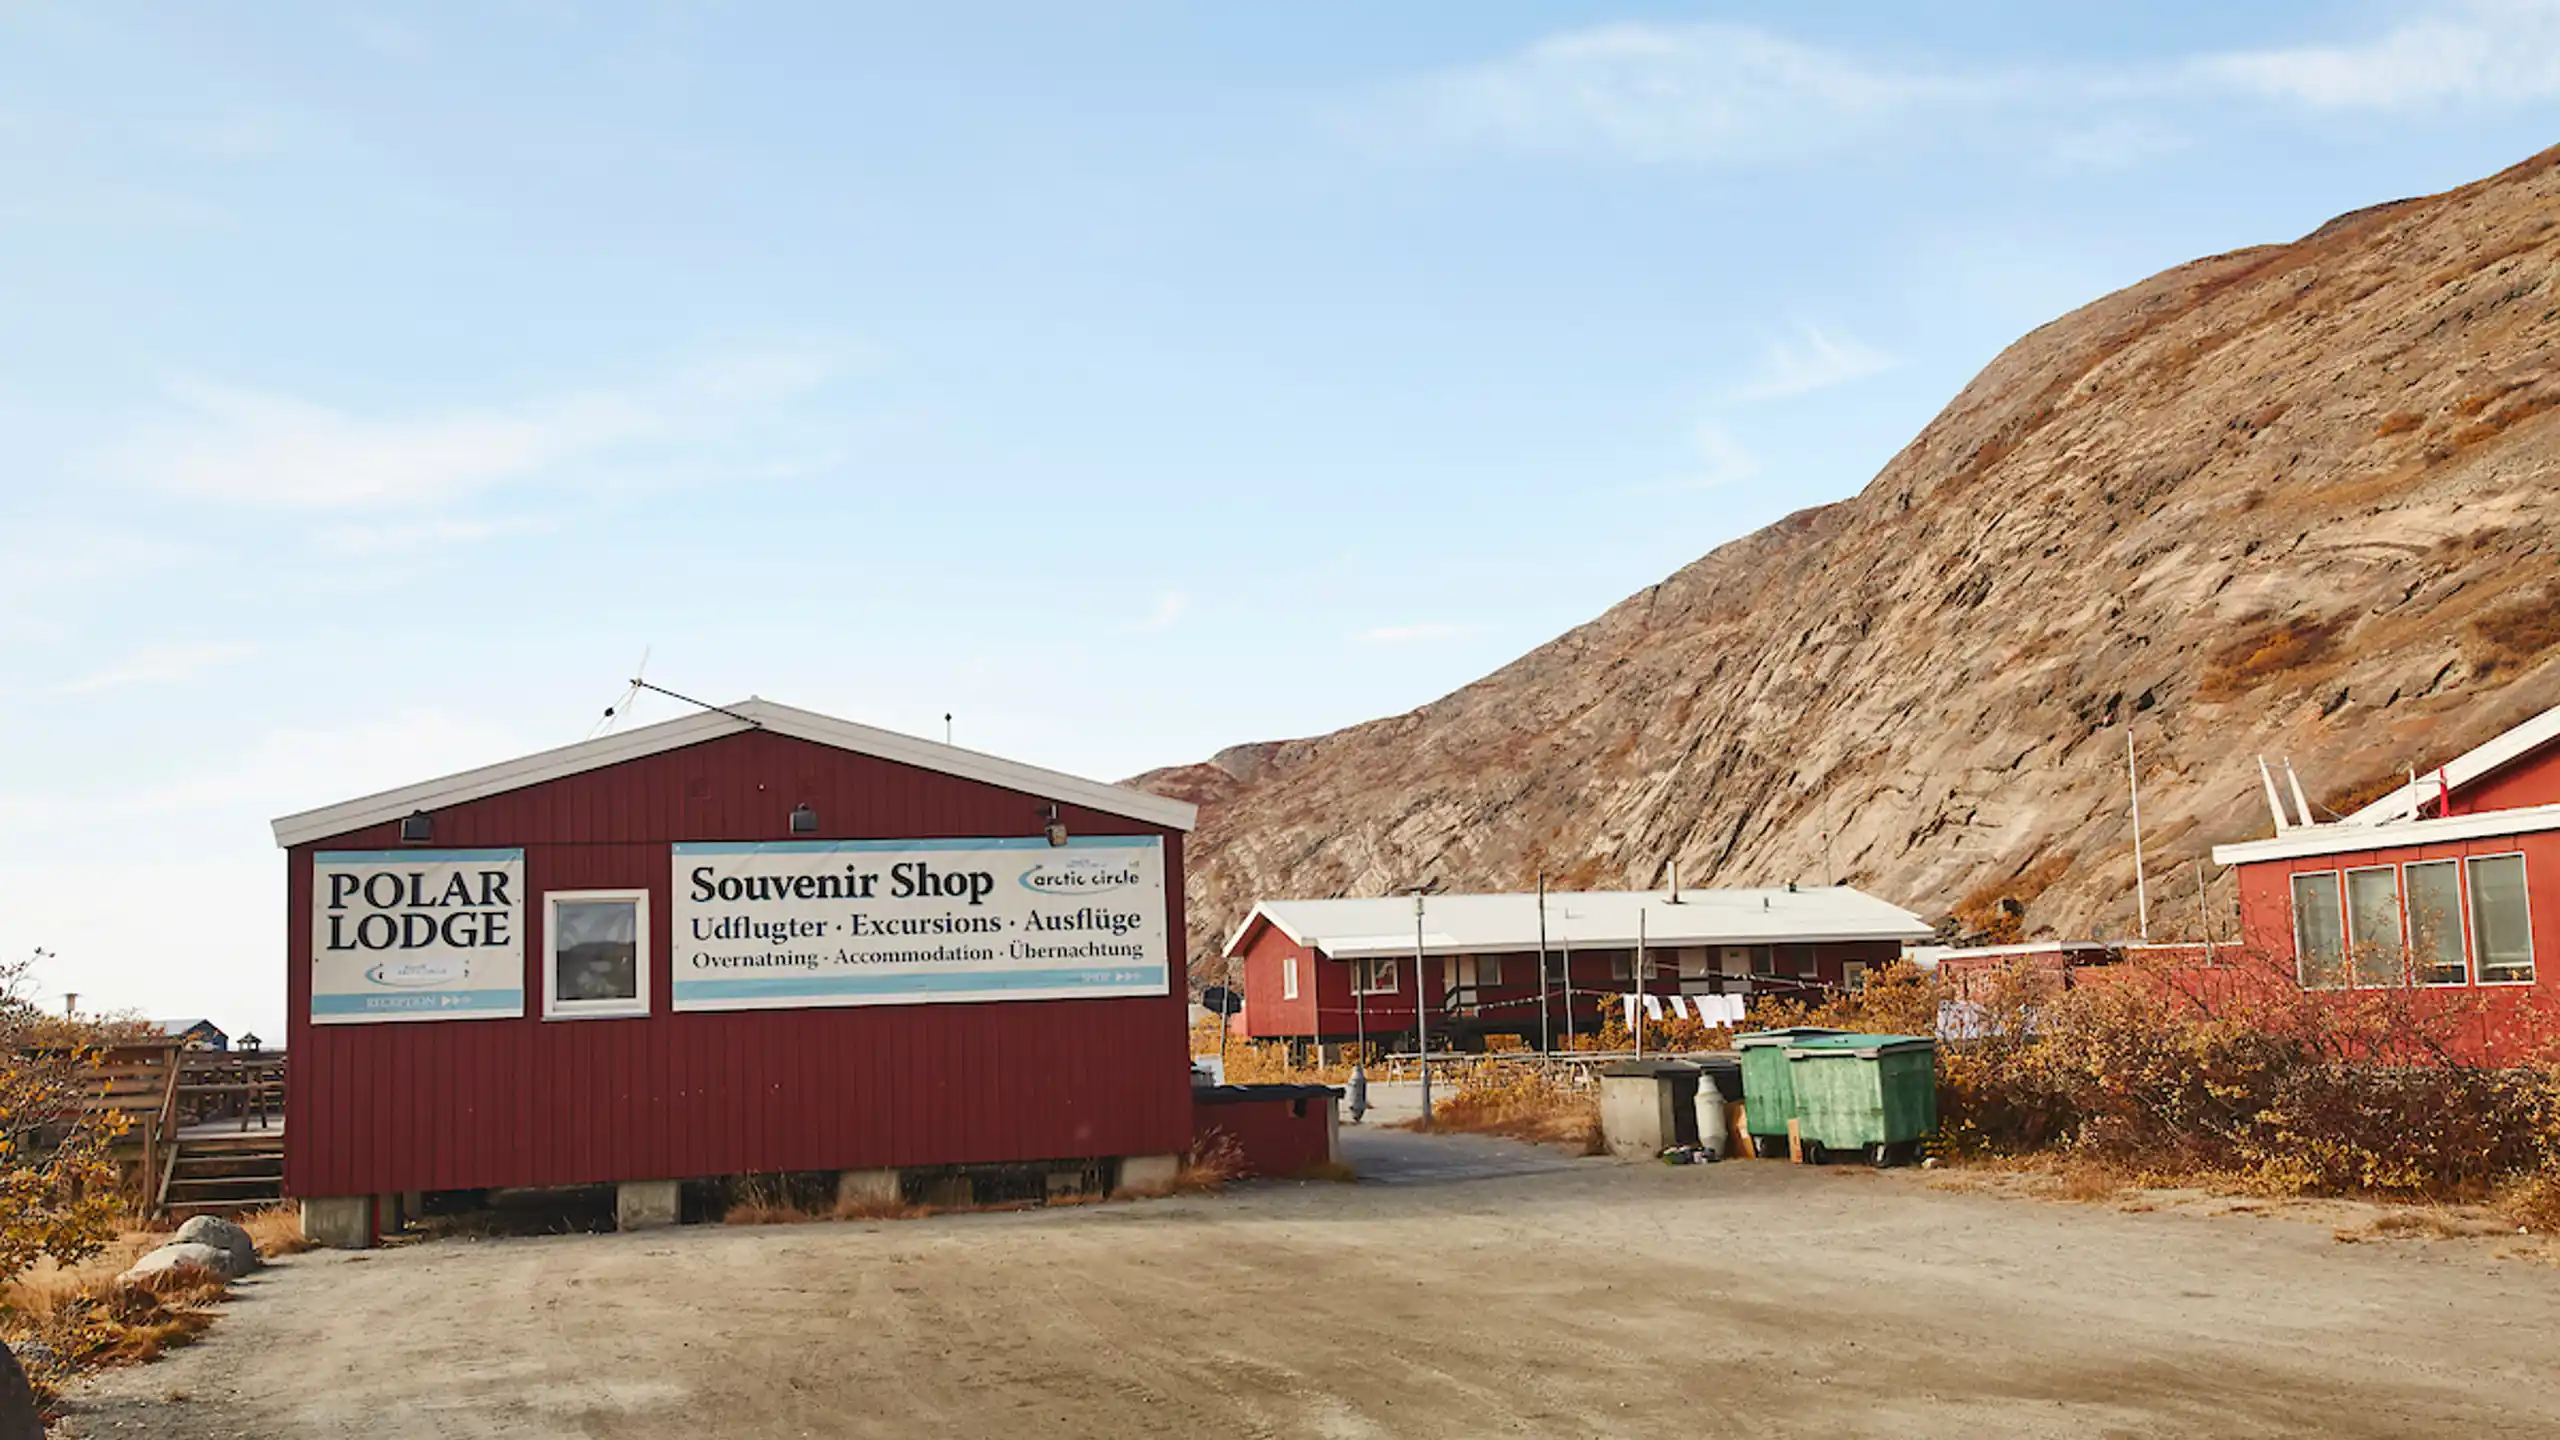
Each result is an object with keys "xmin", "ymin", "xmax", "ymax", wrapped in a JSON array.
[{"xmin": 1762, "ymin": 957, "xmax": 2560, "ymax": 1207}]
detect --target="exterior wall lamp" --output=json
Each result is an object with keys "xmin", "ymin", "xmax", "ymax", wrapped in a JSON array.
[
  {"xmin": 399, "ymin": 811, "xmax": 434, "ymax": 844},
  {"xmin": 789, "ymin": 803, "xmax": 819, "ymax": 835},
  {"xmin": 1043, "ymin": 804, "xmax": 1069, "ymax": 847}
]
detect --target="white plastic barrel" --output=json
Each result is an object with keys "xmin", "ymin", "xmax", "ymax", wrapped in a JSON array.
[{"xmin": 1693, "ymin": 1081, "xmax": 1729, "ymax": 1160}]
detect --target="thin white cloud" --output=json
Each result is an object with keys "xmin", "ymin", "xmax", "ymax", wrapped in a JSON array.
[
  {"xmin": 1363, "ymin": 5, "xmax": 2560, "ymax": 167},
  {"xmin": 311, "ymin": 514, "xmax": 560, "ymax": 555},
  {"xmin": 2190, "ymin": 1, "xmax": 2560, "ymax": 109},
  {"xmin": 1132, "ymin": 591, "xmax": 1190, "ymax": 633},
  {"xmin": 54, "ymin": 640, "xmax": 255, "ymax": 695},
  {"xmin": 1726, "ymin": 324, "xmax": 1898, "ymax": 404},
  {"xmin": 121, "ymin": 349, "xmax": 841, "ymax": 511},
  {"xmin": 1371, "ymin": 22, "xmax": 1982, "ymax": 165},
  {"xmin": 1629, "ymin": 419, "xmax": 1761, "ymax": 496},
  {"xmin": 1355, "ymin": 622, "xmax": 1486, "ymax": 645},
  {"xmin": 131, "ymin": 380, "xmax": 657, "ymax": 509}
]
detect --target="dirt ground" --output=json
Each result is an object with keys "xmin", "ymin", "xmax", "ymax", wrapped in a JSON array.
[{"xmin": 58, "ymin": 1127, "xmax": 2560, "ymax": 1439}]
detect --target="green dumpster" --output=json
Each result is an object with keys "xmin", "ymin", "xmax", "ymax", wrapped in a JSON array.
[
  {"xmin": 1733, "ymin": 1027, "xmax": 1845, "ymax": 1159},
  {"xmin": 1783, "ymin": 1033, "xmax": 1937, "ymax": 1167}
]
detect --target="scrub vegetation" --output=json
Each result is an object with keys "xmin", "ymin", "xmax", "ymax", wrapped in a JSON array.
[{"xmin": 1758, "ymin": 958, "xmax": 2560, "ymax": 1218}]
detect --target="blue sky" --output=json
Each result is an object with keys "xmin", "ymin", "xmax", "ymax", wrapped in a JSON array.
[{"xmin": 6, "ymin": 1, "xmax": 2559, "ymax": 1034}]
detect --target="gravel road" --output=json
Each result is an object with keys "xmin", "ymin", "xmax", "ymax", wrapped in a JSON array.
[{"xmin": 60, "ymin": 1129, "xmax": 2560, "ymax": 1438}]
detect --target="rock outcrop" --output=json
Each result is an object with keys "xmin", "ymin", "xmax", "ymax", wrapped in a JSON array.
[{"xmin": 1142, "ymin": 146, "xmax": 2560, "ymax": 977}]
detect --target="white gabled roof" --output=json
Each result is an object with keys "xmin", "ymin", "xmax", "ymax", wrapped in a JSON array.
[
  {"xmin": 2343, "ymin": 701, "xmax": 2560, "ymax": 825},
  {"xmin": 1227, "ymin": 886, "xmax": 1931, "ymax": 961},
  {"xmin": 270, "ymin": 697, "xmax": 1196, "ymax": 848},
  {"xmin": 2212, "ymin": 802, "xmax": 2560, "ymax": 866}
]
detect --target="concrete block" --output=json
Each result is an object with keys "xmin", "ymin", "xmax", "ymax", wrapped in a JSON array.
[
  {"xmin": 1599, "ymin": 1073, "xmax": 1680, "ymax": 1161},
  {"xmin": 616, "ymin": 1179, "xmax": 682, "ymax": 1231},
  {"xmin": 300, "ymin": 1196, "xmax": 374, "ymax": 1250},
  {"xmin": 1117, "ymin": 1153, "xmax": 1180, "ymax": 1194},
  {"xmin": 837, "ymin": 1168, "xmax": 901, "ymax": 1209},
  {"xmin": 919, "ymin": 1174, "xmax": 974, "ymax": 1209}
]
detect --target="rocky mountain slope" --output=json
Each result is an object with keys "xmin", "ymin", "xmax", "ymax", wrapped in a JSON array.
[{"xmin": 1142, "ymin": 146, "xmax": 2560, "ymax": 979}]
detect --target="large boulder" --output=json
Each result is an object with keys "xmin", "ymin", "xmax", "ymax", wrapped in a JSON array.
[
  {"xmin": 0, "ymin": 1338, "xmax": 42, "ymax": 1440},
  {"xmin": 175, "ymin": 1214, "xmax": 261, "ymax": 1274},
  {"xmin": 119, "ymin": 1240, "xmax": 239, "ymax": 1285}
]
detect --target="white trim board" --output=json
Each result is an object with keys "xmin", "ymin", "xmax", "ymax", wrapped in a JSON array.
[
  {"xmin": 2211, "ymin": 803, "xmax": 2560, "ymax": 866},
  {"xmin": 271, "ymin": 697, "xmax": 1196, "ymax": 848},
  {"xmin": 2345, "ymin": 701, "xmax": 2560, "ymax": 825}
]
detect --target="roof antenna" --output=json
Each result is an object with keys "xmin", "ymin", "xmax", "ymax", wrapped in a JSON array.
[
  {"xmin": 631, "ymin": 676, "xmax": 760, "ymax": 727},
  {"xmin": 588, "ymin": 646, "xmax": 651, "ymax": 739},
  {"xmin": 2258, "ymin": 758, "xmax": 2292, "ymax": 833},
  {"xmin": 945, "ymin": 712, "xmax": 953, "ymax": 746},
  {"xmin": 1665, "ymin": 860, "xmax": 1682, "ymax": 903}
]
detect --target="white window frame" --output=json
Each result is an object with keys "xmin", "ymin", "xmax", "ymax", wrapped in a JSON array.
[
  {"xmin": 2342, "ymin": 864, "xmax": 2405, "ymax": 989},
  {"xmin": 2290, "ymin": 869, "xmax": 2346, "ymax": 990},
  {"xmin": 2466, "ymin": 851, "xmax": 2536, "ymax": 986},
  {"xmin": 1354, "ymin": 957, "xmax": 1399, "ymax": 996},
  {"xmin": 543, "ymin": 888, "xmax": 651, "ymax": 1020},
  {"xmin": 1610, "ymin": 952, "xmax": 1637, "ymax": 983},
  {"xmin": 1474, "ymin": 954, "xmax": 1503, "ymax": 989},
  {"xmin": 2402, "ymin": 858, "xmax": 2468, "ymax": 987},
  {"xmin": 1842, "ymin": 960, "xmax": 1871, "ymax": 992},
  {"xmin": 1283, "ymin": 954, "xmax": 1299, "ymax": 1001}
]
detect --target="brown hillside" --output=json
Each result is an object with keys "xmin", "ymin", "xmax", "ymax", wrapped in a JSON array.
[{"xmin": 1141, "ymin": 145, "xmax": 2560, "ymax": 979}]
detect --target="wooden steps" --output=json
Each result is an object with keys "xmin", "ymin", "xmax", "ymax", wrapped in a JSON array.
[{"xmin": 160, "ymin": 1129, "xmax": 286, "ymax": 1216}]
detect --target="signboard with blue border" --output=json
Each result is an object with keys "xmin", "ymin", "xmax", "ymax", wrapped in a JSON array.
[
  {"xmin": 671, "ymin": 835, "xmax": 1169, "ymax": 1012},
  {"xmin": 310, "ymin": 849, "xmax": 525, "ymax": 1023}
]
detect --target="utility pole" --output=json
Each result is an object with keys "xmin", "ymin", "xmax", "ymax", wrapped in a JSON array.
[
  {"xmin": 1535, "ymin": 872, "xmax": 1551, "ymax": 1055},
  {"xmin": 1634, "ymin": 908, "xmax": 1647, "ymax": 1060},
  {"xmin": 2127, "ymin": 724, "xmax": 2151, "ymax": 942},
  {"xmin": 1412, "ymin": 892, "xmax": 1432, "ymax": 1130}
]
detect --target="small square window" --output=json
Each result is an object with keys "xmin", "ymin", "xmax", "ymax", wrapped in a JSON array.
[{"xmin": 545, "ymin": 890, "xmax": 649, "ymax": 1019}]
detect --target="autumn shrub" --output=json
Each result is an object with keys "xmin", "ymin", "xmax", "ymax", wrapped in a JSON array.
[
  {"xmin": 1763, "ymin": 954, "xmax": 2560, "ymax": 1203},
  {"xmin": 2198, "ymin": 614, "xmax": 2344, "ymax": 699}
]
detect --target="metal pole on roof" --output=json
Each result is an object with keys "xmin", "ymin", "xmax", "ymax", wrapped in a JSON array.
[
  {"xmin": 1635, "ymin": 907, "xmax": 1647, "ymax": 1060},
  {"xmin": 1536, "ymin": 872, "xmax": 1551, "ymax": 1056},
  {"xmin": 1412, "ymin": 893, "xmax": 1432, "ymax": 1131},
  {"xmin": 2127, "ymin": 725, "xmax": 2151, "ymax": 943},
  {"xmin": 2196, "ymin": 860, "xmax": 2213, "ymax": 961}
]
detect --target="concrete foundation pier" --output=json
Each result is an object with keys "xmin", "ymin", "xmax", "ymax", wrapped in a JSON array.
[
  {"xmin": 616, "ymin": 1179, "xmax": 682, "ymax": 1231},
  {"xmin": 300, "ymin": 1196, "xmax": 375, "ymax": 1250}
]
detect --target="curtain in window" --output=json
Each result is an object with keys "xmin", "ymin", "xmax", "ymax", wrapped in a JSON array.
[
  {"xmin": 2345, "ymin": 868, "xmax": 2403, "ymax": 986},
  {"xmin": 2468, "ymin": 855, "xmax": 2534, "ymax": 983},
  {"xmin": 2405, "ymin": 861, "xmax": 2465, "ymax": 985},
  {"xmin": 2291, "ymin": 872, "xmax": 2346, "ymax": 989}
]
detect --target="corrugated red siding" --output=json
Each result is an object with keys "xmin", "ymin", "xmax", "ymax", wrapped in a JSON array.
[{"xmin": 285, "ymin": 729, "xmax": 1190, "ymax": 1199}]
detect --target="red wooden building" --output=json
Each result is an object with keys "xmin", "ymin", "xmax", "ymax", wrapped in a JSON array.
[
  {"xmin": 270, "ymin": 699, "xmax": 1197, "ymax": 1244},
  {"xmin": 2210, "ymin": 699, "xmax": 2560, "ymax": 1063},
  {"xmin": 1224, "ymin": 887, "xmax": 1930, "ymax": 1051}
]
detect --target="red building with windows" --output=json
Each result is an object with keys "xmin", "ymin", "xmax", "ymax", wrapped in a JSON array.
[
  {"xmin": 269, "ymin": 699, "xmax": 1197, "ymax": 1244},
  {"xmin": 1224, "ymin": 887, "xmax": 1930, "ymax": 1051},
  {"xmin": 2210, "ymin": 700, "xmax": 2560, "ymax": 1063}
]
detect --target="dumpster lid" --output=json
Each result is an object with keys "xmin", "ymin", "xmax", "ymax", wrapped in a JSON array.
[
  {"xmin": 1783, "ymin": 1032, "xmax": 1935, "ymax": 1059},
  {"xmin": 1599, "ymin": 1058, "xmax": 1702, "ymax": 1078},
  {"xmin": 1733, "ymin": 1027, "xmax": 1847, "ymax": 1049}
]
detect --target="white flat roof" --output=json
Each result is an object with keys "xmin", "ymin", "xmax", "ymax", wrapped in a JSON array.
[
  {"xmin": 2211, "ymin": 802, "xmax": 2560, "ymax": 866},
  {"xmin": 1230, "ymin": 887, "xmax": 1931, "ymax": 960},
  {"xmin": 271, "ymin": 697, "xmax": 1196, "ymax": 848}
]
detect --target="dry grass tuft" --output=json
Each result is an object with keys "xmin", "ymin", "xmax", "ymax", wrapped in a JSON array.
[
  {"xmin": 2503, "ymin": 1170, "xmax": 2560, "ymax": 1234},
  {"xmin": 1414, "ymin": 1067, "xmax": 1605, "ymax": 1156},
  {"xmin": 238, "ymin": 1205, "xmax": 314, "ymax": 1259},
  {"xmin": 2199, "ymin": 613, "xmax": 2343, "ymax": 700},
  {"xmin": 2468, "ymin": 585, "xmax": 2560, "ymax": 674},
  {"xmin": 2373, "ymin": 410, "xmax": 2425, "ymax": 437},
  {"xmin": 2, "ymin": 1247, "xmax": 231, "ymax": 1410}
]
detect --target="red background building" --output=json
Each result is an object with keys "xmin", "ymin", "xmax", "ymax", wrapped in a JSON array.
[
  {"xmin": 2212, "ymin": 701, "xmax": 2560, "ymax": 1063},
  {"xmin": 1225, "ymin": 888, "xmax": 1930, "ymax": 1050}
]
